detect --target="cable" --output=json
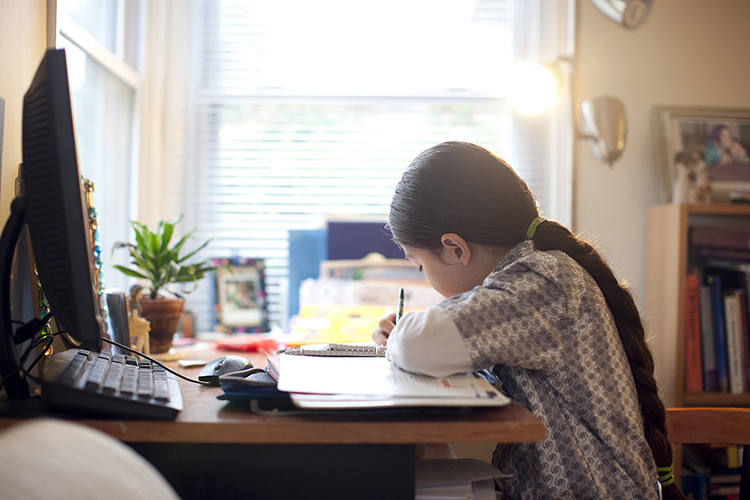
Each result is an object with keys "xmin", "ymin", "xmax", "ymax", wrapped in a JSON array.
[
  {"xmin": 13, "ymin": 311, "xmax": 55, "ymax": 345},
  {"xmin": 100, "ymin": 337, "xmax": 210, "ymax": 386},
  {"xmin": 1, "ymin": 331, "xmax": 211, "ymax": 392},
  {"xmin": 0, "ymin": 330, "xmax": 60, "ymax": 390}
]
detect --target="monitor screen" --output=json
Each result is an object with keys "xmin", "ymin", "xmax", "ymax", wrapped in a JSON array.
[{"xmin": 21, "ymin": 48, "xmax": 105, "ymax": 351}]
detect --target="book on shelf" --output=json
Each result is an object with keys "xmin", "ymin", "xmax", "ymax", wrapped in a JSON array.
[
  {"xmin": 722, "ymin": 291, "xmax": 745, "ymax": 394},
  {"xmin": 740, "ymin": 290, "xmax": 750, "ymax": 391},
  {"xmin": 681, "ymin": 467, "xmax": 710, "ymax": 500},
  {"xmin": 703, "ymin": 261, "xmax": 750, "ymax": 394},
  {"xmin": 699, "ymin": 282, "xmax": 719, "ymax": 393},
  {"xmin": 697, "ymin": 246, "xmax": 750, "ymax": 262},
  {"xmin": 707, "ymin": 273, "xmax": 730, "ymax": 393},
  {"xmin": 692, "ymin": 227, "xmax": 750, "ymax": 250},
  {"xmin": 685, "ymin": 273, "xmax": 703, "ymax": 394},
  {"xmin": 681, "ymin": 443, "xmax": 745, "ymax": 500},
  {"xmin": 682, "ymin": 446, "xmax": 711, "ymax": 500}
]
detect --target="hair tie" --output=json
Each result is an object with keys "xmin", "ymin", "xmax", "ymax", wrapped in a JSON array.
[
  {"xmin": 657, "ymin": 467, "xmax": 675, "ymax": 487},
  {"xmin": 526, "ymin": 216, "xmax": 545, "ymax": 240}
]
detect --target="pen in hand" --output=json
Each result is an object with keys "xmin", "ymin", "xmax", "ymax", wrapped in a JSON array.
[{"xmin": 395, "ymin": 287, "xmax": 405, "ymax": 326}]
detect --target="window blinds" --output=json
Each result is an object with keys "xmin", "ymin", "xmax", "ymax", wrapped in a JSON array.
[{"xmin": 183, "ymin": 0, "xmax": 571, "ymax": 330}]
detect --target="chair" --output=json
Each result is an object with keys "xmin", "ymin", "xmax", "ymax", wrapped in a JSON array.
[
  {"xmin": 666, "ymin": 407, "xmax": 750, "ymax": 500},
  {"xmin": 0, "ymin": 418, "xmax": 180, "ymax": 499}
]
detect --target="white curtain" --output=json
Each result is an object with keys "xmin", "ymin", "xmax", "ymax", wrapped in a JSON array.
[{"xmin": 137, "ymin": 2, "xmax": 191, "ymax": 229}]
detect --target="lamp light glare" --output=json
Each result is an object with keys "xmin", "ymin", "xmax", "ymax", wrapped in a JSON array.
[{"xmin": 508, "ymin": 62, "xmax": 557, "ymax": 115}]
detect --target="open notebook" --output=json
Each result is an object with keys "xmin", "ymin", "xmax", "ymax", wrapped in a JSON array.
[{"xmin": 276, "ymin": 354, "xmax": 509, "ymax": 410}]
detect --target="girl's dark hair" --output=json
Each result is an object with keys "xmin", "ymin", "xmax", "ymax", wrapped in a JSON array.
[{"xmin": 389, "ymin": 141, "xmax": 686, "ymax": 500}]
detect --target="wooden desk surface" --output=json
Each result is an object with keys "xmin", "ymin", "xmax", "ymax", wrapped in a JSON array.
[{"xmin": 0, "ymin": 346, "xmax": 546, "ymax": 446}]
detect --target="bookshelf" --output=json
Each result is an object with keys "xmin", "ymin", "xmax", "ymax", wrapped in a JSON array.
[{"xmin": 646, "ymin": 203, "xmax": 750, "ymax": 408}]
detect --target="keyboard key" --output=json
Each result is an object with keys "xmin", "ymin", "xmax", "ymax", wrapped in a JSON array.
[
  {"xmin": 120, "ymin": 365, "xmax": 138, "ymax": 396},
  {"xmin": 85, "ymin": 356, "xmax": 110, "ymax": 391},
  {"xmin": 102, "ymin": 360, "xmax": 124, "ymax": 393}
]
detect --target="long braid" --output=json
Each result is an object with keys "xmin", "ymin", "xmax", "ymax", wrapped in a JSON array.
[{"xmin": 534, "ymin": 220, "xmax": 687, "ymax": 500}]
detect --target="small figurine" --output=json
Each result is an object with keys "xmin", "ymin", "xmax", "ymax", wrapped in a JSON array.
[
  {"xmin": 127, "ymin": 284, "xmax": 151, "ymax": 355},
  {"xmin": 672, "ymin": 149, "xmax": 711, "ymax": 205}
]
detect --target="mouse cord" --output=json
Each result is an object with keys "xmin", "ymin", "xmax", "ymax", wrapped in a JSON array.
[{"xmin": 101, "ymin": 337, "xmax": 210, "ymax": 386}]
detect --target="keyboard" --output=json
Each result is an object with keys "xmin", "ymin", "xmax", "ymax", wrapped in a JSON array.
[{"xmin": 40, "ymin": 348, "xmax": 183, "ymax": 420}]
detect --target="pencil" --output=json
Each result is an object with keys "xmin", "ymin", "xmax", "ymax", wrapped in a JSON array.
[{"xmin": 395, "ymin": 287, "xmax": 405, "ymax": 325}]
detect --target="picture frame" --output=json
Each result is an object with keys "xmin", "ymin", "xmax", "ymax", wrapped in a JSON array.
[
  {"xmin": 213, "ymin": 258, "xmax": 269, "ymax": 332},
  {"xmin": 655, "ymin": 106, "xmax": 750, "ymax": 203}
]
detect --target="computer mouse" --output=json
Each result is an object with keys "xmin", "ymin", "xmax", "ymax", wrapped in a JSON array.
[{"xmin": 198, "ymin": 355, "xmax": 253, "ymax": 386}]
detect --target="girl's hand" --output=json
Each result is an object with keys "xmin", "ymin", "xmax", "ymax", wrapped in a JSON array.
[{"xmin": 372, "ymin": 311, "xmax": 397, "ymax": 345}]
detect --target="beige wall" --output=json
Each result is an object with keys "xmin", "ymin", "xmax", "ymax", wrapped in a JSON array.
[
  {"xmin": 0, "ymin": 0, "xmax": 47, "ymax": 224},
  {"xmin": 575, "ymin": 0, "xmax": 750, "ymax": 406}
]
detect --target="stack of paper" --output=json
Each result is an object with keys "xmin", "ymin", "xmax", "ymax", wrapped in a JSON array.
[
  {"xmin": 415, "ymin": 459, "xmax": 508, "ymax": 500},
  {"xmin": 276, "ymin": 354, "xmax": 510, "ymax": 410}
]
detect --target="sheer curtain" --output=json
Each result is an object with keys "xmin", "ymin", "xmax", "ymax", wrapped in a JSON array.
[
  {"xmin": 178, "ymin": 0, "xmax": 574, "ymax": 331},
  {"xmin": 137, "ymin": 2, "xmax": 190, "ymax": 229}
]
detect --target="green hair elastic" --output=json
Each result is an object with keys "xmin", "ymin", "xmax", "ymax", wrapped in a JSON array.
[
  {"xmin": 657, "ymin": 467, "xmax": 675, "ymax": 487},
  {"xmin": 526, "ymin": 216, "xmax": 545, "ymax": 240}
]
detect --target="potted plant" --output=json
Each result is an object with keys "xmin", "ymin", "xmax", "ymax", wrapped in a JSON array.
[{"xmin": 113, "ymin": 216, "xmax": 218, "ymax": 353}]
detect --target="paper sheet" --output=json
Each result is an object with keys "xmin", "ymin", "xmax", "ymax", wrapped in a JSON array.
[
  {"xmin": 415, "ymin": 459, "xmax": 507, "ymax": 488},
  {"xmin": 415, "ymin": 459, "xmax": 508, "ymax": 500}
]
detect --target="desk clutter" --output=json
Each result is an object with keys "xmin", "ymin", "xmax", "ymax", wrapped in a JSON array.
[
  {"xmin": 287, "ymin": 253, "xmax": 443, "ymax": 346},
  {"xmin": 416, "ymin": 458, "xmax": 509, "ymax": 500}
]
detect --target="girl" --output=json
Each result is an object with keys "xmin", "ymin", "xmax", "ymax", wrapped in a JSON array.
[{"xmin": 373, "ymin": 142, "xmax": 685, "ymax": 500}]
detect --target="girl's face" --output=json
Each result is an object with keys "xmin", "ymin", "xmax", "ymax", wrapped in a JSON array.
[{"xmin": 402, "ymin": 245, "xmax": 479, "ymax": 298}]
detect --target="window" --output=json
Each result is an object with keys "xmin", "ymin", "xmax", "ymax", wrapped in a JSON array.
[
  {"xmin": 55, "ymin": 0, "xmax": 144, "ymax": 295},
  {"xmin": 183, "ymin": 0, "xmax": 573, "ymax": 330}
]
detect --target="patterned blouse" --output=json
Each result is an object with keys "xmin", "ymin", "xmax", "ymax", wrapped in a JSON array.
[{"xmin": 387, "ymin": 241, "xmax": 659, "ymax": 500}]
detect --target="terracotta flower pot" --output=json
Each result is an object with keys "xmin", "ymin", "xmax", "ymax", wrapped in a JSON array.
[{"xmin": 138, "ymin": 298, "xmax": 185, "ymax": 354}]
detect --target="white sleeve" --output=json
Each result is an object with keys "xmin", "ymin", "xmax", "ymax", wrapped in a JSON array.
[{"xmin": 386, "ymin": 305, "xmax": 474, "ymax": 378}]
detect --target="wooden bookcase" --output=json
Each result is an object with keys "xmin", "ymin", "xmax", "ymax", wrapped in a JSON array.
[{"xmin": 646, "ymin": 203, "xmax": 750, "ymax": 408}]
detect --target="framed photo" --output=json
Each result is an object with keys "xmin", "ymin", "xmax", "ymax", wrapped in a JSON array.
[
  {"xmin": 213, "ymin": 258, "xmax": 269, "ymax": 332},
  {"xmin": 655, "ymin": 106, "xmax": 750, "ymax": 203}
]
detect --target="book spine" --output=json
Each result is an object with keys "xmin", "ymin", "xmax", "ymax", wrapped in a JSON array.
[
  {"xmin": 708, "ymin": 274, "xmax": 729, "ymax": 392},
  {"xmin": 700, "ymin": 284, "xmax": 718, "ymax": 392},
  {"xmin": 698, "ymin": 247, "xmax": 750, "ymax": 262},
  {"xmin": 723, "ymin": 292, "xmax": 745, "ymax": 394},
  {"xmin": 692, "ymin": 227, "xmax": 750, "ymax": 250},
  {"xmin": 685, "ymin": 273, "xmax": 704, "ymax": 393},
  {"xmin": 681, "ymin": 472, "xmax": 710, "ymax": 500},
  {"xmin": 741, "ymin": 284, "xmax": 750, "ymax": 392}
]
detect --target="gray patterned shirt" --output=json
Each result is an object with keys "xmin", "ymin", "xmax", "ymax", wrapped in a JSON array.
[{"xmin": 388, "ymin": 241, "xmax": 658, "ymax": 500}]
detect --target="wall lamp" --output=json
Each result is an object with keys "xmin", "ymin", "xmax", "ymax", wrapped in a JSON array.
[
  {"xmin": 590, "ymin": 0, "xmax": 653, "ymax": 29},
  {"xmin": 579, "ymin": 96, "xmax": 627, "ymax": 167},
  {"xmin": 507, "ymin": 1, "xmax": 645, "ymax": 165},
  {"xmin": 508, "ymin": 60, "xmax": 628, "ymax": 167}
]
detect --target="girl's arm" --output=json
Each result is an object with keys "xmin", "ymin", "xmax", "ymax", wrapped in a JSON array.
[{"xmin": 386, "ymin": 306, "xmax": 474, "ymax": 378}]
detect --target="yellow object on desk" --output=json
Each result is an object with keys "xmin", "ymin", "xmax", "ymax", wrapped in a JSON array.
[{"xmin": 287, "ymin": 303, "xmax": 391, "ymax": 346}]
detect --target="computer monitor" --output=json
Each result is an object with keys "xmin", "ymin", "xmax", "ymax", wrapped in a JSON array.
[{"xmin": 0, "ymin": 48, "xmax": 105, "ymax": 400}]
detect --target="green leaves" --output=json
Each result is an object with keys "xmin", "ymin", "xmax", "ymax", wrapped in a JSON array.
[{"xmin": 113, "ymin": 216, "xmax": 218, "ymax": 298}]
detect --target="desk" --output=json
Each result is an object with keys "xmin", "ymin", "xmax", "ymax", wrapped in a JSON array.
[{"xmin": 0, "ymin": 349, "xmax": 545, "ymax": 499}]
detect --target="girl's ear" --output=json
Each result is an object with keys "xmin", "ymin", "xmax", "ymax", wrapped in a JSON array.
[{"xmin": 440, "ymin": 233, "xmax": 471, "ymax": 265}]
